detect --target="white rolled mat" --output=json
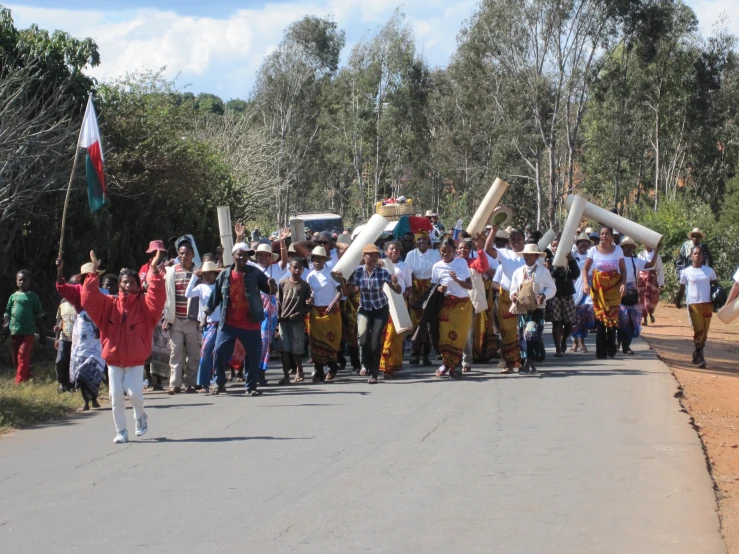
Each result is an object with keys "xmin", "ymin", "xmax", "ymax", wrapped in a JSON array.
[
  {"xmin": 469, "ymin": 269, "xmax": 489, "ymax": 314},
  {"xmin": 289, "ymin": 218, "xmax": 305, "ymax": 243},
  {"xmin": 467, "ymin": 178, "xmax": 509, "ymax": 237},
  {"xmin": 564, "ymin": 195, "xmax": 663, "ymax": 249},
  {"xmin": 554, "ymin": 194, "xmax": 587, "ymax": 267},
  {"xmin": 382, "ymin": 259, "xmax": 414, "ymax": 336},
  {"xmin": 538, "ymin": 228, "xmax": 556, "ymax": 252},
  {"xmin": 717, "ymin": 299, "xmax": 739, "ymax": 325},
  {"xmin": 217, "ymin": 206, "xmax": 234, "ymax": 266},
  {"xmin": 331, "ymin": 214, "xmax": 389, "ymax": 281}
]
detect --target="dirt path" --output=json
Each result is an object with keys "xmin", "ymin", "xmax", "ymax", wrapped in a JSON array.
[{"xmin": 641, "ymin": 304, "xmax": 739, "ymax": 553}]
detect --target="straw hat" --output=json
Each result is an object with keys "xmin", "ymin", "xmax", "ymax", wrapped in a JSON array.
[
  {"xmin": 425, "ymin": 210, "xmax": 438, "ymax": 218},
  {"xmin": 311, "ymin": 246, "xmax": 328, "ymax": 259},
  {"xmin": 287, "ymin": 243, "xmax": 297, "ymax": 254},
  {"xmin": 255, "ymin": 243, "xmax": 279, "ymax": 262},
  {"xmin": 489, "ymin": 206, "xmax": 513, "ymax": 227},
  {"xmin": 584, "ymin": 227, "xmax": 594, "ymax": 234},
  {"xmin": 79, "ymin": 262, "xmax": 104, "ymax": 275},
  {"xmin": 576, "ymin": 232, "xmax": 592, "ymax": 244},
  {"xmin": 336, "ymin": 234, "xmax": 352, "ymax": 245},
  {"xmin": 688, "ymin": 227, "xmax": 705, "ymax": 240},
  {"xmin": 200, "ymin": 261, "xmax": 220, "ymax": 273},
  {"xmin": 495, "ymin": 229, "xmax": 510, "ymax": 240},
  {"xmin": 619, "ymin": 236, "xmax": 637, "ymax": 248},
  {"xmin": 504, "ymin": 225, "xmax": 515, "ymax": 234},
  {"xmin": 521, "ymin": 243, "xmax": 546, "ymax": 258},
  {"xmin": 362, "ymin": 244, "xmax": 381, "ymax": 255}
]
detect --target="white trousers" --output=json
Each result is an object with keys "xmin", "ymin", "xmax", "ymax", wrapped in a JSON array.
[{"xmin": 108, "ymin": 365, "xmax": 145, "ymax": 433}]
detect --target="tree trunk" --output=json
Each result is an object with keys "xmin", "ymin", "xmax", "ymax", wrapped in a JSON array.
[
  {"xmin": 535, "ymin": 152, "xmax": 542, "ymax": 230},
  {"xmin": 547, "ymin": 144, "xmax": 556, "ymax": 228},
  {"xmin": 653, "ymin": 107, "xmax": 660, "ymax": 211}
]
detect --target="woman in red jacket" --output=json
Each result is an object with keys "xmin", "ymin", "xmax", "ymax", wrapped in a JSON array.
[{"xmin": 81, "ymin": 250, "xmax": 167, "ymax": 444}]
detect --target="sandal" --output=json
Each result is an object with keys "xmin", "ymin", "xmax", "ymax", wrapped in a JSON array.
[
  {"xmin": 277, "ymin": 378, "xmax": 291, "ymax": 385},
  {"xmin": 293, "ymin": 374, "xmax": 304, "ymax": 383},
  {"xmin": 435, "ymin": 366, "xmax": 448, "ymax": 378},
  {"xmin": 462, "ymin": 365, "xmax": 471, "ymax": 373},
  {"xmin": 359, "ymin": 367, "xmax": 368, "ymax": 376},
  {"xmin": 247, "ymin": 389, "xmax": 263, "ymax": 396},
  {"xmin": 198, "ymin": 387, "xmax": 211, "ymax": 394},
  {"xmin": 581, "ymin": 345, "xmax": 588, "ymax": 353},
  {"xmin": 501, "ymin": 367, "xmax": 514, "ymax": 374}
]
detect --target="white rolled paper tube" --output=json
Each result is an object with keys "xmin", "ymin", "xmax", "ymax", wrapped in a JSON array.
[
  {"xmin": 717, "ymin": 299, "xmax": 739, "ymax": 325},
  {"xmin": 217, "ymin": 206, "xmax": 234, "ymax": 266},
  {"xmin": 331, "ymin": 213, "xmax": 390, "ymax": 281},
  {"xmin": 468, "ymin": 269, "xmax": 489, "ymax": 314},
  {"xmin": 289, "ymin": 218, "xmax": 305, "ymax": 243},
  {"xmin": 565, "ymin": 195, "xmax": 663, "ymax": 249},
  {"xmin": 553, "ymin": 194, "xmax": 587, "ymax": 267},
  {"xmin": 382, "ymin": 259, "xmax": 414, "ymax": 336},
  {"xmin": 538, "ymin": 228, "xmax": 556, "ymax": 252},
  {"xmin": 466, "ymin": 177, "xmax": 510, "ymax": 237}
]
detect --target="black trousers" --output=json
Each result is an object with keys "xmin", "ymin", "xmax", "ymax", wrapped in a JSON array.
[
  {"xmin": 595, "ymin": 320, "xmax": 617, "ymax": 358},
  {"xmin": 55, "ymin": 340, "xmax": 74, "ymax": 390}
]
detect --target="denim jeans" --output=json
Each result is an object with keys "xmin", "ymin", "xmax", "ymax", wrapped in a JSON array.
[
  {"xmin": 197, "ymin": 322, "xmax": 218, "ymax": 388},
  {"xmin": 357, "ymin": 305, "xmax": 389, "ymax": 378},
  {"xmin": 213, "ymin": 324, "xmax": 262, "ymax": 390}
]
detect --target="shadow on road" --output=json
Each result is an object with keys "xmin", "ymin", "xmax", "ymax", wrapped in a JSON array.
[{"xmin": 144, "ymin": 436, "xmax": 312, "ymax": 443}]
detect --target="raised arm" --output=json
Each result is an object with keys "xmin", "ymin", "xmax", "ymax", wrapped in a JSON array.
[
  {"xmin": 643, "ymin": 245, "xmax": 662, "ymax": 270},
  {"xmin": 80, "ymin": 251, "xmax": 114, "ymax": 331},
  {"xmin": 144, "ymin": 252, "xmax": 167, "ymax": 324}
]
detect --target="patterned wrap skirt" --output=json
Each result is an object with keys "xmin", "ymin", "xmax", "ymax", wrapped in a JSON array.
[
  {"xmin": 309, "ymin": 305, "xmax": 342, "ymax": 364},
  {"xmin": 591, "ymin": 270, "xmax": 621, "ymax": 328}
]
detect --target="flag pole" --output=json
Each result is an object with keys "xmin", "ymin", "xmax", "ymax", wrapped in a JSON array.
[{"xmin": 58, "ymin": 97, "xmax": 88, "ymax": 257}]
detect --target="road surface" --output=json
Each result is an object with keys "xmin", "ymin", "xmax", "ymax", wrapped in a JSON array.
[{"xmin": 0, "ymin": 335, "xmax": 724, "ymax": 553}]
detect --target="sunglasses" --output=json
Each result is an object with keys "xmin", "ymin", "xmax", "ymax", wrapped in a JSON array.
[{"xmin": 317, "ymin": 240, "xmax": 330, "ymax": 245}]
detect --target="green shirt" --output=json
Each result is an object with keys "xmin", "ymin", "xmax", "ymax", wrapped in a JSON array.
[{"xmin": 5, "ymin": 291, "xmax": 44, "ymax": 336}]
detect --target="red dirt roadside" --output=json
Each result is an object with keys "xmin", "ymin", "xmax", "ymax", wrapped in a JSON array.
[{"xmin": 641, "ymin": 304, "xmax": 739, "ymax": 553}]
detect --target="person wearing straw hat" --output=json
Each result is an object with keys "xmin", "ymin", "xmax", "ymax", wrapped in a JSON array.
[
  {"xmin": 619, "ymin": 237, "xmax": 660, "ymax": 355},
  {"xmin": 80, "ymin": 249, "xmax": 167, "ymax": 443},
  {"xmin": 571, "ymin": 232, "xmax": 595, "ymax": 352},
  {"xmin": 185, "ymin": 261, "xmax": 222, "ymax": 392},
  {"xmin": 675, "ymin": 246, "xmax": 719, "ymax": 368},
  {"xmin": 509, "ymin": 243, "xmax": 556, "ymax": 373},
  {"xmin": 405, "ymin": 230, "xmax": 441, "ymax": 365},
  {"xmin": 251, "ymin": 230, "xmax": 289, "ymax": 385},
  {"xmin": 581, "ymin": 227, "xmax": 626, "ymax": 359},
  {"xmin": 676, "ymin": 228, "xmax": 712, "ymax": 278},
  {"xmin": 337, "ymin": 244, "xmax": 401, "ymax": 383},
  {"xmin": 55, "ymin": 257, "xmax": 106, "ymax": 410},
  {"xmin": 306, "ymin": 246, "xmax": 346, "ymax": 382},
  {"xmin": 207, "ymin": 242, "xmax": 277, "ymax": 396}
]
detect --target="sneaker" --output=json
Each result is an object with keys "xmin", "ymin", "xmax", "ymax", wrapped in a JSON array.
[
  {"xmin": 113, "ymin": 429, "xmax": 129, "ymax": 444},
  {"xmin": 135, "ymin": 413, "xmax": 148, "ymax": 437}
]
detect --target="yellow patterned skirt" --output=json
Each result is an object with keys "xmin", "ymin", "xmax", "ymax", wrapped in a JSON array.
[
  {"xmin": 379, "ymin": 319, "xmax": 404, "ymax": 375},
  {"xmin": 309, "ymin": 306, "xmax": 342, "ymax": 364},
  {"xmin": 439, "ymin": 295, "xmax": 473, "ymax": 370}
]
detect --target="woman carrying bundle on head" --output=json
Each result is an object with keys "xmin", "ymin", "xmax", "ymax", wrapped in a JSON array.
[
  {"xmin": 581, "ymin": 227, "xmax": 627, "ymax": 359},
  {"xmin": 405, "ymin": 230, "xmax": 441, "ymax": 366},
  {"xmin": 510, "ymin": 244, "xmax": 556, "ymax": 373},
  {"xmin": 675, "ymin": 246, "xmax": 719, "ymax": 369},
  {"xmin": 431, "ymin": 238, "xmax": 474, "ymax": 378},
  {"xmin": 378, "ymin": 241, "xmax": 412, "ymax": 379},
  {"xmin": 618, "ymin": 237, "xmax": 661, "ymax": 355}
]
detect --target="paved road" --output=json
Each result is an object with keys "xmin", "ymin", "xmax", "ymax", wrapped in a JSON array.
[{"xmin": 0, "ymin": 335, "xmax": 724, "ymax": 553}]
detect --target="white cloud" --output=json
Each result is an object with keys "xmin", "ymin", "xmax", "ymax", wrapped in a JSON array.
[
  {"xmin": 687, "ymin": 0, "xmax": 739, "ymax": 37},
  {"xmin": 5, "ymin": 1, "xmax": 476, "ymax": 99}
]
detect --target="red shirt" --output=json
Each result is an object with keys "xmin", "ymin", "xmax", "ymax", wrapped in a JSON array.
[{"xmin": 226, "ymin": 270, "xmax": 260, "ymax": 330}]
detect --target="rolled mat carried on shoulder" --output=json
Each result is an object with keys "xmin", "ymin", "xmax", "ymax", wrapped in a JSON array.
[
  {"xmin": 382, "ymin": 258, "xmax": 414, "ymax": 337},
  {"xmin": 331, "ymin": 214, "xmax": 390, "ymax": 281},
  {"xmin": 466, "ymin": 178, "xmax": 509, "ymax": 237}
]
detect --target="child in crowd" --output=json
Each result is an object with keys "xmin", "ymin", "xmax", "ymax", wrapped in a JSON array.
[
  {"xmin": 101, "ymin": 274, "xmax": 118, "ymax": 296},
  {"xmin": 54, "ymin": 296, "xmax": 76, "ymax": 392},
  {"xmin": 185, "ymin": 260, "xmax": 221, "ymax": 393},
  {"xmin": 277, "ymin": 258, "xmax": 313, "ymax": 384},
  {"xmin": 3, "ymin": 270, "xmax": 46, "ymax": 384}
]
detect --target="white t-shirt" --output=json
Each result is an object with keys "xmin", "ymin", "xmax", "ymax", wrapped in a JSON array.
[
  {"xmin": 494, "ymin": 248, "xmax": 526, "ymax": 291},
  {"xmin": 431, "ymin": 257, "xmax": 471, "ymax": 297},
  {"xmin": 405, "ymin": 248, "xmax": 442, "ymax": 280},
  {"xmin": 623, "ymin": 256, "xmax": 647, "ymax": 285},
  {"xmin": 255, "ymin": 262, "xmax": 287, "ymax": 284},
  {"xmin": 679, "ymin": 266, "xmax": 717, "ymax": 305},
  {"xmin": 392, "ymin": 260, "xmax": 413, "ymax": 294},
  {"xmin": 184, "ymin": 276, "xmax": 220, "ymax": 323},
  {"xmin": 307, "ymin": 267, "xmax": 341, "ymax": 306},
  {"xmin": 587, "ymin": 245, "xmax": 624, "ymax": 273},
  {"xmin": 485, "ymin": 253, "xmax": 500, "ymax": 277}
]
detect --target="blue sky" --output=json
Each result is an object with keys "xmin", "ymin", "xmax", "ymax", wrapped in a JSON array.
[{"xmin": 4, "ymin": 0, "xmax": 735, "ymax": 100}]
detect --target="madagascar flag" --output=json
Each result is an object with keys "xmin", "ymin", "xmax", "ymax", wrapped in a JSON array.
[{"xmin": 80, "ymin": 95, "xmax": 106, "ymax": 211}]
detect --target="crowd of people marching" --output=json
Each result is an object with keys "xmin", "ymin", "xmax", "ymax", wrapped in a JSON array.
[{"xmin": 3, "ymin": 211, "xmax": 736, "ymax": 444}]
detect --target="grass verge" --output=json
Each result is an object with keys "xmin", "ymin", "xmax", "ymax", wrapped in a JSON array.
[{"xmin": 0, "ymin": 344, "xmax": 88, "ymax": 433}]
